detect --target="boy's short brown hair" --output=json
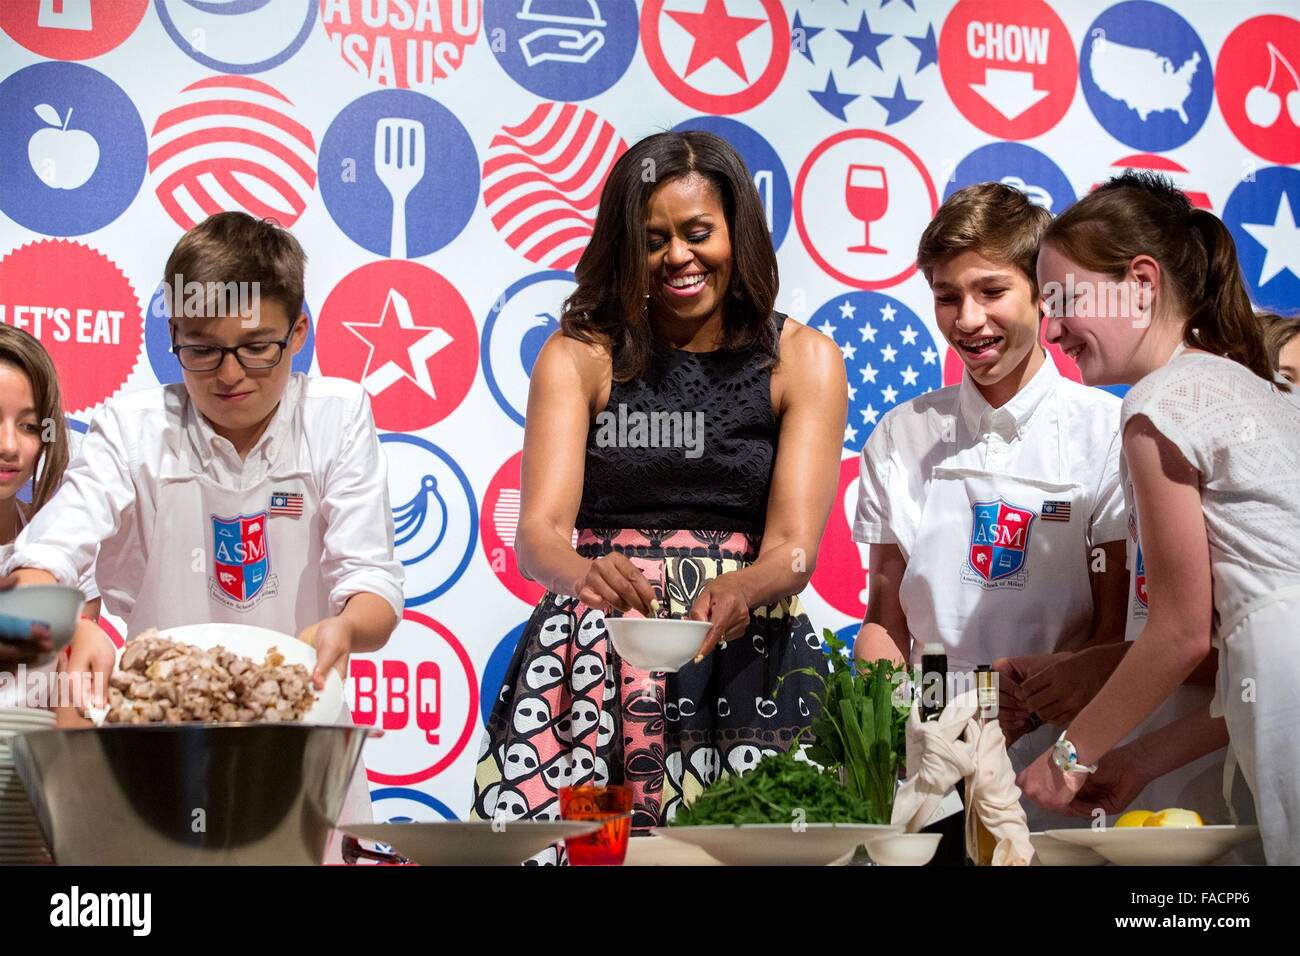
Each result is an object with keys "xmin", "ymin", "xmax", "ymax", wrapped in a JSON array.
[
  {"xmin": 163, "ymin": 212, "xmax": 306, "ymax": 325},
  {"xmin": 916, "ymin": 182, "xmax": 1051, "ymax": 295}
]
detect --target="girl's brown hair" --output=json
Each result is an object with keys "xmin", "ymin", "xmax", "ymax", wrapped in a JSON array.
[
  {"xmin": 1258, "ymin": 312, "xmax": 1300, "ymax": 371},
  {"xmin": 561, "ymin": 130, "xmax": 779, "ymax": 382},
  {"xmin": 0, "ymin": 325, "xmax": 69, "ymax": 513},
  {"xmin": 1042, "ymin": 170, "xmax": 1273, "ymax": 382}
]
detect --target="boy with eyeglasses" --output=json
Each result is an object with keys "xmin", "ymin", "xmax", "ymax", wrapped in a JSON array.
[{"xmin": 5, "ymin": 213, "xmax": 402, "ymax": 840}]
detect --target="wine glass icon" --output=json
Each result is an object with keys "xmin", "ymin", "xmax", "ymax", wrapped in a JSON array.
[{"xmin": 845, "ymin": 164, "xmax": 889, "ymax": 255}]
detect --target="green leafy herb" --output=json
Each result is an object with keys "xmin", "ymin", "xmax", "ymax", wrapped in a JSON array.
[{"xmin": 670, "ymin": 750, "xmax": 875, "ymax": 826}]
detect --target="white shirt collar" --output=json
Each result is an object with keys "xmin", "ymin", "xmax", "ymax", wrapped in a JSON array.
[
  {"xmin": 184, "ymin": 374, "xmax": 301, "ymax": 470},
  {"xmin": 957, "ymin": 350, "xmax": 1060, "ymax": 441}
]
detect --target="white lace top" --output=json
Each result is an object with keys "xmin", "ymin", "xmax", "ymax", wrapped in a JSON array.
[{"xmin": 1121, "ymin": 352, "xmax": 1300, "ymax": 636}]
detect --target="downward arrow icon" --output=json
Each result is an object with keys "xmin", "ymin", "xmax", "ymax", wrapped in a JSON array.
[{"xmin": 970, "ymin": 68, "xmax": 1049, "ymax": 120}]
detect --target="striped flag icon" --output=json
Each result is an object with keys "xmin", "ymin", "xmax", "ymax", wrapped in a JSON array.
[
  {"xmin": 149, "ymin": 75, "xmax": 318, "ymax": 230},
  {"xmin": 483, "ymin": 102, "xmax": 626, "ymax": 270}
]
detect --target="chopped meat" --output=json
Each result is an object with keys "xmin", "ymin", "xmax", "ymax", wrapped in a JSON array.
[{"xmin": 105, "ymin": 630, "xmax": 317, "ymax": 724}]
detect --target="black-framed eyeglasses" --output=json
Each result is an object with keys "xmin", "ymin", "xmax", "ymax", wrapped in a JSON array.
[{"xmin": 171, "ymin": 336, "xmax": 292, "ymax": 372}]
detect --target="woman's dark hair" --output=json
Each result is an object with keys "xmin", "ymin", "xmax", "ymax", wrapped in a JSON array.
[
  {"xmin": 561, "ymin": 130, "xmax": 779, "ymax": 381},
  {"xmin": 1042, "ymin": 170, "xmax": 1273, "ymax": 383}
]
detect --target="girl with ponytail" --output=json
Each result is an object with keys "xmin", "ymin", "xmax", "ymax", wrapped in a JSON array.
[{"xmin": 1019, "ymin": 171, "xmax": 1300, "ymax": 864}]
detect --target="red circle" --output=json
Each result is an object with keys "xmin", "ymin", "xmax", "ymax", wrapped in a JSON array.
[
  {"xmin": 319, "ymin": 0, "xmax": 479, "ymax": 89},
  {"xmin": 481, "ymin": 450, "xmax": 546, "ymax": 607},
  {"xmin": 0, "ymin": 240, "xmax": 143, "ymax": 416},
  {"xmin": 809, "ymin": 456, "xmax": 869, "ymax": 619},
  {"xmin": 938, "ymin": 0, "xmax": 1076, "ymax": 140},
  {"xmin": 0, "ymin": 0, "xmax": 147, "ymax": 60},
  {"xmin": 640, "ymin": 0, "xmax": 790, "ymax": 115},
  {"xmin": 364, "ymin": 610, "xmax": 479, "ymax": 786},
  {"xmin": 794, "ymin": 129, "xmax": 937, "ymax": 290},
  {"xmin": 316, "ymin": 261, "xmax": 478, "ymax": 432},
  {"xmin": 1216, "ymin": 15, "xmax": 1300, "ymax": 165}
]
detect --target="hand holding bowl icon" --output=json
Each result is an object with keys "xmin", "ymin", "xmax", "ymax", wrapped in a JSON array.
[{"xmin": 28, "ymin": 104, "xmax": 99, "ymax": 190}]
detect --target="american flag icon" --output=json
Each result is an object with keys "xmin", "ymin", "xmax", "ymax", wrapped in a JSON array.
[
  {"xmin": 483, "ymin": 102, "xmax": 626, "ymax": 270},
  {"xmin": 270, "ymin": 492, "xmax": 304, "ymax": 518},
  {"xmin": 816, "ymin": 292, "xmax": 942, "ymax": 449},
  {"xmin": 1041, "ymin": 500, "xmax": 1072, "ymax": 522}
]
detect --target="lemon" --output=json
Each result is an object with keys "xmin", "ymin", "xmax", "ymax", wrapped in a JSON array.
[
  {"xmin": 1115, "ymin": 810, "xmax": 1153, "ymax": 828},
  {"xmin": 1143, "ymin": 808, "xmax": 1204, "ymax": 828}
]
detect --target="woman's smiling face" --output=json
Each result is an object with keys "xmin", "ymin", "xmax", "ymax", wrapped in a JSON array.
[{"xmin": 644, "ymin": 173, "xmax": 734, "ymax": 328}]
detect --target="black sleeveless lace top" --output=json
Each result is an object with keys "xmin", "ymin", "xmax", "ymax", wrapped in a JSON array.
[{"xmin": 575, "ymin": 313, "xmax": 785, "ymax": 536}]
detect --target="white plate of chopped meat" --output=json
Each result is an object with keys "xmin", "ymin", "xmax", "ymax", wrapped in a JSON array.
[{"xmin": 104, "ymin": 624, "xmax": 343, "ymax": 725}]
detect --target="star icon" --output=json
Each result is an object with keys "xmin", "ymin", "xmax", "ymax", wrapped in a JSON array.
[
  {"xmin": 900, "ymin": 324, "xmax": 919, "ymax": 346},
  {"xmin": 818, "ymin": 318, "xmax": 838, "ymax": 337},
  {"xmin": 907, "ymin": 25, "xmax": 938, "ymax": 72},
  {"xmin": 837, "ymin": 11, "xmax": 889, "ymax": 70},
  {"xmin": 880, "ymin": 302, "xmax": 897, "ymax": 321},
  {"xmin": 860, "ymin": 363, "xmax": 879, "ymax": 384},
  {"xmin": 901, "ymin": 365, "xmax": 920, "ymax": 386},
  {"xmin": 841, "ymin": 342, "xmax": 858, "ymax": 361},
  {"xmin": 922, "ymin": 346, "xmax": 938, "ymax": 365},
  {"xmin": 860, "ymin": 322, "xmax": 877, "ymax": 343},
  {"xmin": 667, "ymin": 0, "xmax": 766, "ymax": 81},
  {"xmin": 1241, "ymin": 191, "xmax": 1300, "ymax": 285},
  {"xmin": 810, "ymin": 71, "xmax": 859, "ymax": 121},
  {"xmin": 344, "ymin": 287, "xmax": 453, "ymax": 399},
  {"xmin": 791, "ymin": 11, "xmax": 823, "ymax": 64},
  {"xmin": 847, "ymin": 384, "xmax": 857, "ymax": 401},
  {"xmin": 845, "ymin": 424, "xmax": 859, "ymax": 444},
  {"xmin": 861, "ymin": 404, "xmax": 879, "ymax": 426},
  {"xmin": 882, "ymin": 384, "xmax": 899, "ymax": 404},
  {"xmin": 881, "ymin": 344, "xmax": 898, "ymax": 363},
  {"xmin": 873, "ymin": 77, "xmax": 924, "ymax": 125},
  {"xmin": 838, "ymin": 299, "xmax": 857, "ymax": 320}
]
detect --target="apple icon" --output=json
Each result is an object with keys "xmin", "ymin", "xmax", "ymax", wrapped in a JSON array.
[
  {"xmin": 519, "ymin": 311, "xmax": 560, "ymax": 376},
  {"xmin": 27, "ymin": 104, "xmax": 100, "ymax": 190}
]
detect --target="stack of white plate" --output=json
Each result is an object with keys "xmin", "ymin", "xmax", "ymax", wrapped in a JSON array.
[{"xmin": 0, "ymin": 708, "xmax": 55, "ymax": 865}]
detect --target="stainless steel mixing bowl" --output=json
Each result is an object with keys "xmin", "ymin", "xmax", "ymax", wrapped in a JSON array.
[{"xmin": 12, "ymin": 723, "xmax": 371, "ymax": 865}]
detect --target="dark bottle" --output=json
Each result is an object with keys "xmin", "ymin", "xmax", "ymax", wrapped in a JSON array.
[{"xmin": 920, "ymin": 642, "xmax": 947, "ymax": 722}]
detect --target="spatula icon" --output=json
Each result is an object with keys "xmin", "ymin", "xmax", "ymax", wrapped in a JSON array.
[{"xmin": 374, "ymin": 118, "xmax": 426, "ymax": 259}]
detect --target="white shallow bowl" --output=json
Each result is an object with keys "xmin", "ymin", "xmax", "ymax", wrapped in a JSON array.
[
  {"xmin": 344, "ymin": 821, "xmax": 606, "ymax": 866},
  {"xmin": 1045, "ymin": 825, "xmax": 1260, "ymax": 866},
  {"xmin": 110, "ymin": 623, "xmax": 343, "ymax": 724},
  {"xmin": 623, "ymin": 833, "xmax": 723, "ymax": 866},
  {"xmin": 654, "ymin": 823, "xmax": 901, "ymax": 866},
  {"xmin": 605, "ymin": 618, "xmax": 711, "ymax": 672},
  {"xmin": 1030, "ymin": 831, "xmax": 1107, "ymax": 866},
  {"xmin": 0, "ymin": 585, "xmax": 86, "ymax": 652},
  {"xmin": 865, "ymin": 832, "xmax": 942, "ymax": 866}
]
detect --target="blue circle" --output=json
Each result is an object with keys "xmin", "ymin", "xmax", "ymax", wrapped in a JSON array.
[
  {"xmin": 154, "ymin": 0, "xmax": 317, "ymax": 74},
  {"xmin": 319, "ymin": 90, "xmax": 479, "ymax": 258},
  {"xmin": 379, "ymin": 433, "xmax": 478, "ymax": 606},
  {"xmin": 811, "ymin": 291, "xmax": 942, "ymax": 451},
  {"xmin": 481, "ymin": 270, "xmax": 572, "ymax": 427},
  {"xmin": 0, "ymin": 63, "xmax": 146, "ymax": 236},
  {"xmin": 369, "ymin": 787, "xmax": 458, "ymax": 821},
  {"xmin": 945, "ymin": 142, "xmax": 1075, "ymax": 215},
  {"xmin": 481, "ymin": 622, "xmax": 527, "ymax": 726},
  {"xmin": 486, "ymin": 0, "xmax": 638, "ymax": 101},
  {"xmin": 144, "ymin": 283, "xmax": 316, "ymax": 385},
  {"xmin": 1079, "ymin": 2, "xmax": 1212, "ymax": 152},
  {"xmin": 672, "ymin": 116, "xmax": 791, "ymax": 250},
  {"xmin": 1224, "ymin": 166, "xmax": 1300, "ymax": 314}
]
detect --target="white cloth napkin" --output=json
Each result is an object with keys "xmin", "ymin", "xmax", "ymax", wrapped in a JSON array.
[{"xmin": 890, "ymin": 690, "xmax": 1035, "ymax": 865}]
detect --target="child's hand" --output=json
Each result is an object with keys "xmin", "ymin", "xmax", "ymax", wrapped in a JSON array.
[
  {"xmin": 63, "ymin": 618, "xmax": 116, "ymax": 713},
  {"xmin": 297, "ymin": 616, "xmax": 353, "ymax": 690}
]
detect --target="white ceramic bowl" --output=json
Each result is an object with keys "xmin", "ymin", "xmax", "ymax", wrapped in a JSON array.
[
  {"xmin": 865, "ymin": 832, "xmax": 942, "ymax": 866},
  {"xmin": 605, "ymin": 618, "xmax": 711, "ymax": 672},
  {"xmin": 0, "ymin": 585, "xmax": 86, "ymax": 652},
  {"xmin": 1030, "ymin": 831, "xmax": 1107, "ymax": 866}
]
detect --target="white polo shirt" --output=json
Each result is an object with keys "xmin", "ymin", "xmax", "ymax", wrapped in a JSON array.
[
  {"xmin": 5, "ymin": 373, "xmax": 404, "ymax": 622},
  {"xmin": 854, "ymin": 354, "xmax": 1127, "ymax": 556}
]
